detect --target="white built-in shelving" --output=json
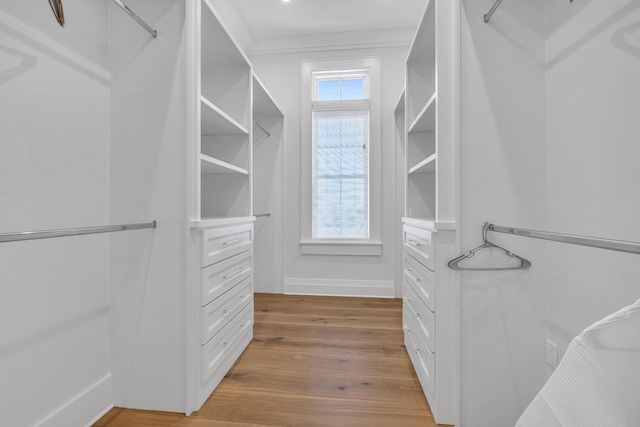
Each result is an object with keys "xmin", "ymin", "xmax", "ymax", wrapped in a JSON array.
[
  {"xmin": 405, "ymin": 1, "xmax": 437, "ymax": 223},
  {"xmin": 197, "ymin": 0, "xmax": 252, "ymax": 222},
  {"xmin": 400, "ymin": 0, "xmax": 459, "ymax": 425}
]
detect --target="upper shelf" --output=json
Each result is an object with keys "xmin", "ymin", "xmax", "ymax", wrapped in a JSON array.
[
  {"xmin": 201, "ymin": 96, "xmax": 248, "ymax": 136},
  {"xmin": 200, "ymin": 154, "xmax": 248, "ymax": 175},
  {"xmin": 395, "ymin": 88, "xmax": 405, "ymax": 114},
  {"xmin": 409, "ymin": 92, "xmax": 436, "ymax": 133},
  {"xmin": 409, "ymin": 153, "xmax": 436, "ymax": 174},
  {"xmin": 253, "ymin": 73, "xmax": 283, "ymax": 116}
]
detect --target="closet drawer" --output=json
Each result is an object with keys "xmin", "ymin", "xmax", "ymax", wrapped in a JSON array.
[
  {"xmin": 404, "ymin": 281, "xmax": 435, "ymax": 353},
  {"xmin": 202, "ymin": 224, "xmax": 253, "ymax": 267},
  {"xmin": 403, "ymin": 225, "xmax": 435, "ymax": 271},
  {"xmin": 201, "ymin": 301, "xmax": 253, "ymax": 383},
  {"xmin": 201, "ymin": 276, "xmax": 253, "ymax": 345},
  {"xmin": 404, "ymin": 313, "xmax": 435, "ymax": 395},
  {"xmin": 404, "ymin": 251, "xmax": 436, "ymax": 312},
  {"xmin": 201, "ymin": 250, "xmax": 252, "ymax": 306}
]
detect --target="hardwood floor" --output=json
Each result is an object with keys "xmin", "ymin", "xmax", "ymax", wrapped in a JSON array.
[{"xmin": 94, "ymin": 293, "xmax": 439, "ymax": 427}]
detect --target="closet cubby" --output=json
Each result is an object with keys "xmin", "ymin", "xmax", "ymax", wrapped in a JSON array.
[{"xmin": 407, "ymin": 172, "xmax": 436, "ymax": 220}]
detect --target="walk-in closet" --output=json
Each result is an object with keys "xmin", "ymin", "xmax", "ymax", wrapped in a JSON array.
[{"xmin": 1, "ymin": 1, "xmax": 639, "ymax": 426}]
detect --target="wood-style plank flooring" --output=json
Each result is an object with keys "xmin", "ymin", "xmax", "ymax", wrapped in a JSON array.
[{"xmin": 94, "ymin": 293, "xmax": 439, "ymax": 427}]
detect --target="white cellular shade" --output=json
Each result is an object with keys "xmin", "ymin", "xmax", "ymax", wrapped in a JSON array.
[{"xmin": 312, "ymin": 109, "xmax": 369, "ymax": 239}]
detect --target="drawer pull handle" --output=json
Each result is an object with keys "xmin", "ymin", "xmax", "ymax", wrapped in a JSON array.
[
  {"xmin": 406, "ymin": 270, "xmax": 421, "ymax": 283},
  {"xmin": 406, "ymin": 299, "xmax": 421, "ymax": 318},
  {"xmin": 223, "ymin": 267, "xmax": 249, "ymax": 280},
  {"xmin": 407, "ymin": 332, "xmax": 421, "ymax": 353},
  {"xmin": 407, "ymin": 239, "xmax": 422, "ymax": 247},
  {"xmin": 224, "ymin": 295, "xmax": 246, "ymax": 314},
  {"xmin": 223, "ymin": 320, "xmax": 252, "ymax": 349},
  {"xmin": 223, "ymin": 237, "xmax": 245, "ymax": 246}
]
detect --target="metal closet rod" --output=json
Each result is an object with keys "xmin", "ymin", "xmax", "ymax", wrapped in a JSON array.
[
  {"xmin": 254, "ymin": 213, "xmax": 271, "ymax": 218},
  {"xmin": 253, "ymin": 120, "xmax": 271, "ymax": 137},
  {"xmin": 487, "ymin": 224, "xmax": 640, "ymax": 255},
  {"xmin": 484, "ymin": 0, "xmax": 504, "ymax": 23},
  {"xmin": 484, "ymin": 0, "xmax": 574, "ymax": 23},
  {"xmin": 112, "ymin": 0, "xmax": 157, "ymax": 38},
  {"xmin": 0, "ymin": 221, "xmax": 156, "ymax": 244}
]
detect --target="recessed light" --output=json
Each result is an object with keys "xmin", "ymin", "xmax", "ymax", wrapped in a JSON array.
[{"xmin": 283, "ymin": 0, "xmax": 291, "ymax": 2}]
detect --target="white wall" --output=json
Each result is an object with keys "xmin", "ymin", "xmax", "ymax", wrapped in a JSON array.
[
  {"xmin": 460, "ymin": 1, "xmax": 640, "ymax": 426},
  {"xmin": 0, "ymin": 1, "xmax": 112, "ymax": 426},
  {"xmin": 109, "ymin": 0, "xmax": 188, "ymax": 412},
  {"xmin": 250, "ymin": 46, "xmax": 407, "ymax": 297},
  {"xmin": 544, "ymin": 0, "xmax": 640, "ymax": 372},
  {"xmin": 459, "ymin": 0, "xmax": 547, "ymax": 425}
]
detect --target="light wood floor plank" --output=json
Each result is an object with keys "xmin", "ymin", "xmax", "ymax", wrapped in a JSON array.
[{"xmin": 94, "ymin": 293, "xmax": 439, "ymax": 427}]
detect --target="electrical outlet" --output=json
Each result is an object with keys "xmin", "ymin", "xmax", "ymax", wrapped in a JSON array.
[{"xmin": 546, "ymin": 339, "xmax": 558, "ymax": 369}]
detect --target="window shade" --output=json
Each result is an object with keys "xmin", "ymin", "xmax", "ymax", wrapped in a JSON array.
[{"xmin": 312, "ymin": 109, "xmax": 369, "ymax": 239}]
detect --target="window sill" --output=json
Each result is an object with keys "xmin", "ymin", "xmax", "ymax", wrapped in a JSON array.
[{"xmin": 300, "ymin": 240, "xmax": 382, "ymax": 256}]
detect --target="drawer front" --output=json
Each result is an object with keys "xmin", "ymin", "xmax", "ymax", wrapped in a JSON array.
[
  {"xmin": 404, "ymin": 313, "xmax": 435, "ymax": 395},
  {"xmin": 403, "ymin": 225, "xmax": 435, "ymax": 271},
  {"xmin": 201, "ymin": 301, "xmax": 253, "ymax": 383},
  {"xmin": 404, "ymin": 251, "xmax": 436, "ymax": 312},
  {"xmin": 201, "ymin": 276, "xmax": 253, "ymax": 345},
  {"xmin": 201, "ymin": 250, "xmax": 252, "ymax": 306},
  {"xmin": 202, "ymin": 224, "xmax": 253, "ymax": 267},
  {"xmin": 404, "ymin": 281, "xmax": 435, "ymax": 352}
]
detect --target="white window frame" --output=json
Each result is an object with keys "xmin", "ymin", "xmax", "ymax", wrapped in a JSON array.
[{"xmin": 300, "ymin": 57, "xmax": 382, "ymax": 256}]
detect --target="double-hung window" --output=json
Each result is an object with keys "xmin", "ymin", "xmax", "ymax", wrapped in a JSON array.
[
  {"xmin": 301, "ymin": 58, "xmax": 381, "ymax": 256},
  {"xmin": 312, "ymin": 71, "xmax": 370, "ymax": 239}
]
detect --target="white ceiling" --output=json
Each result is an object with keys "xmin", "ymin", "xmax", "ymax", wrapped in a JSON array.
[{"xmin": 224, "ymin": 0, "xmax": 427, "ymax": 53}]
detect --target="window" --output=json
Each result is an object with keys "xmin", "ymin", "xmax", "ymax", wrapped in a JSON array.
[
  {"xmin": 312, "ymin": 71, "xmax": 370, "ymax": 239},
  {"xmin": 301, "ymin": 58, "xmax": 381, "ymax": 255}
]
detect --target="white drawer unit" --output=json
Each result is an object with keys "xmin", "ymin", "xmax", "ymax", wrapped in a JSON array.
[
  {"xmin": 404, "ymin": 280, "xmax": 435, "ymax": 353},
  {"xmin": 404, "ymin": 224, "xmax": 435, "ymax": 271},
  {"xmin": 404, "ymin": 308, "xmax": 435, "ymax": 395},
  {"xmin": 404, "ymin": 251, "xmax": 436, "ymax": 312},
  {"xmin": 201, "ymin": 249, "xmax": 252, "ymax": 306},
  {"xmin": 194, "ymin": 221, "xmax": 255, "ymax": 411},
  {"xmin": 201, "ymin": 276, "xmax": 253, "ymax": 345},
  {"xmin": 202, "ymin": 223, "xmax": 253, "ymax": 267},
  {"xmin": 201, "ymin": 300, "xmax": 254, "ymax": 383}
]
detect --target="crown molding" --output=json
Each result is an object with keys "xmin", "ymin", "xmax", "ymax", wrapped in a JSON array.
[{"xmin": 248, "ymin": 28, "xmax": 415, "ymax": 56}]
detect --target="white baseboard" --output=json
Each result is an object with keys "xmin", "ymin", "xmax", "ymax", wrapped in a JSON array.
[
  {"xmin": 284, "ymin": 277, "xmax": 395, "ymax": 298},
  {"xmin": 36, "ymin": 374, "xmax": 113, "ymax": 427}
]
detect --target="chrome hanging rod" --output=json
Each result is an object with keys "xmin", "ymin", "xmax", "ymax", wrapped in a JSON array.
[
  {"xmin": 487, "ymin": 224, "xmax": 640, "ymax": 255},
  {"xmin": 484, "ymin": 0, "xmax": 504, "ymax": 23},
  {"xmin": 0, "ymin": 221, "xmax": 156, "ymax": 244},
  {"xmin": 253, "ymin": 120, "xmax": 271, "ymax": 137},
  {"xmin": 254, "ymin": 213, "xmax": 271, "ymax": 218},
  {"xmin": 111, "ymin": 0, "xmax": 157, "ymax": 38}
]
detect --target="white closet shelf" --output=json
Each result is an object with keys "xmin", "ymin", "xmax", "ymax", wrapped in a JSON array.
[
  {"xmin": 395, "ymin": 89, "xmax": 406, "ymax": 113},
  {"xmin": 409, "ymin": 92, "xmax": 436, "ymax": 133},
  {"xmin": 409, "ymin": 153, "xmax": 436, "ymax": 174},
  {"xmin": 191, "ymin": 216, "xmax": 255, "ymax": 230},
  {"xmin": 200, "ymin": 154, "xmax": 248, "ymax": 175},
  {"xmin": 253, "ymin": 73, "xmax": 283, "ymax": 116},
  {"xmin": 201, "ymin": 96, "xmax": 248, "ymax": 136}
]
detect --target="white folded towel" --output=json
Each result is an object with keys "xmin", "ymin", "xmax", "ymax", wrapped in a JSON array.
[{"xmin": 515, "ymin": 299, "xmax": 640, "ymax": 427}]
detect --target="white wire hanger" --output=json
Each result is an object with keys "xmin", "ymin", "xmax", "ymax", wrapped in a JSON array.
[{"xmin": 448, "ymin": 223, "xmax": 532, "ymax": 271}]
